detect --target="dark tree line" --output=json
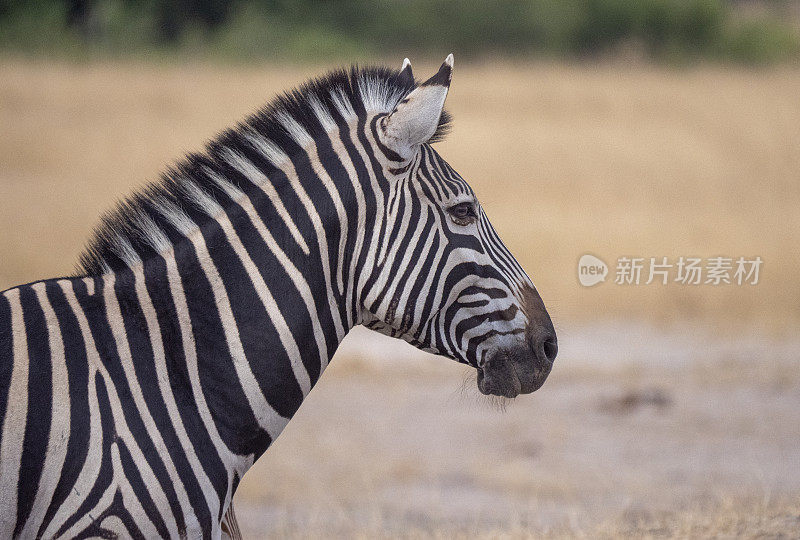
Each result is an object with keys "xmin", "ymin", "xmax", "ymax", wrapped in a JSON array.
[{"xmin": 1, "ymin": 0, "xmax": 797, "ymax": 63}]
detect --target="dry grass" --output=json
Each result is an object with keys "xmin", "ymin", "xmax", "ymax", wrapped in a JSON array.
[
  {"xmin": 1, "ymin": 59, "xmax": 800, "ymax": 333},
  {"xmin": 438, "ymin": 63, "xmax": 800, "ymax": 335},
  {"xmin": 2, "ymin": 59, "xmax": 800, "ymax": 538},
  {"xmin": 240, "ymin": 496, "xmax": 800, "ymax": 538}
]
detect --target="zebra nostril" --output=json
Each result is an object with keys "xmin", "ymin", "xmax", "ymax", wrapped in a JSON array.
[
  {"xmin": 542, "ymin": 336, "xmax": 558, "ymax": 363},
  {"xmin": 530, "ymin": 332, "xmax": 558, "ymax": 364}
]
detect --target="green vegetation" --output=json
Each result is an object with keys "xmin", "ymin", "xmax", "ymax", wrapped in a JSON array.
[{"xmin": 0, "ymin": 0, "xmax": 798, "ymax": 63}]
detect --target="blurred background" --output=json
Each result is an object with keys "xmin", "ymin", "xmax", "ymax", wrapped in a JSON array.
[{"xmin": 2, "ymin": 1, "xmax": 800, "ymax": 537}]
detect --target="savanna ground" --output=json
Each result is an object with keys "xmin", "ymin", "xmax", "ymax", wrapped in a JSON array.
[{"xmin": 1, "ymin": 59, "xmax": 799, "ymax": 537}]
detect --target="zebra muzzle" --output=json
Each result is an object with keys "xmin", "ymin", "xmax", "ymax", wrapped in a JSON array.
[{"xmin": 477, "ymin": 332, "xmax": 556, "ymax": 398}]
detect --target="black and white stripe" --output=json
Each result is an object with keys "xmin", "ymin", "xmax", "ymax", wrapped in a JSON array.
[{"xmin": 0, "ymin": 55, "xmax": 554, "ymax": 538}]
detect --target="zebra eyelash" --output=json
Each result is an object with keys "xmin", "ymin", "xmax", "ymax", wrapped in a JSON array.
[{"xmin": 445, "ymin": 201, "xmax": 478, "ymax": 226}]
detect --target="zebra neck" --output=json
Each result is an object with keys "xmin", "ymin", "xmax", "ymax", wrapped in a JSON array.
[
  {"xmin": 98, "ymin": 166, "xmax": 362, "ymax": 477},
  {"xmin": 79, "ymin": 110, "xmax": 392, "ymax": 483},
  {"xmin": 143, "ymin": 212, "xmax": 351, "ymax": 452}
]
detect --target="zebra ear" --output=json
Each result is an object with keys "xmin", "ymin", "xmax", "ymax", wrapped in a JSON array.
[
  {"xmin": 381, "ymin": 54, "xmax": 453, "ymax": 158},
  {"xmin": 399, "ymin": 58, "xmax": 413, "ymax": 83}
]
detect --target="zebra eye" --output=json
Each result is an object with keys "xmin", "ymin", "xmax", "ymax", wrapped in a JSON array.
[{"xmin": 447, "ymin": 202, "xmax": 477, "ymax": 225}]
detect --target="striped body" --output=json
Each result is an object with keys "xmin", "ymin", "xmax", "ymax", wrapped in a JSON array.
[{"xmin": 0, "ymin": 56, "xmax": 556, "ymax": 538}]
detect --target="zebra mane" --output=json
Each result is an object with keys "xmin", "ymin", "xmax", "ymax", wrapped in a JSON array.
[{"xmin": 76, "ymin": 65, "xmax": 452, "ymax": 276}]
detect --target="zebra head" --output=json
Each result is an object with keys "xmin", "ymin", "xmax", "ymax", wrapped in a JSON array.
[{"xmin": 362, "ymin": 56, "xmax": 557, "ymax": 398}]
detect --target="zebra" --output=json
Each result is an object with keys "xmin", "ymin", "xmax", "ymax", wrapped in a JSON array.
[{"xmin": 0, "ymin": 54, "xmax": 557, "ymax": 538}]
